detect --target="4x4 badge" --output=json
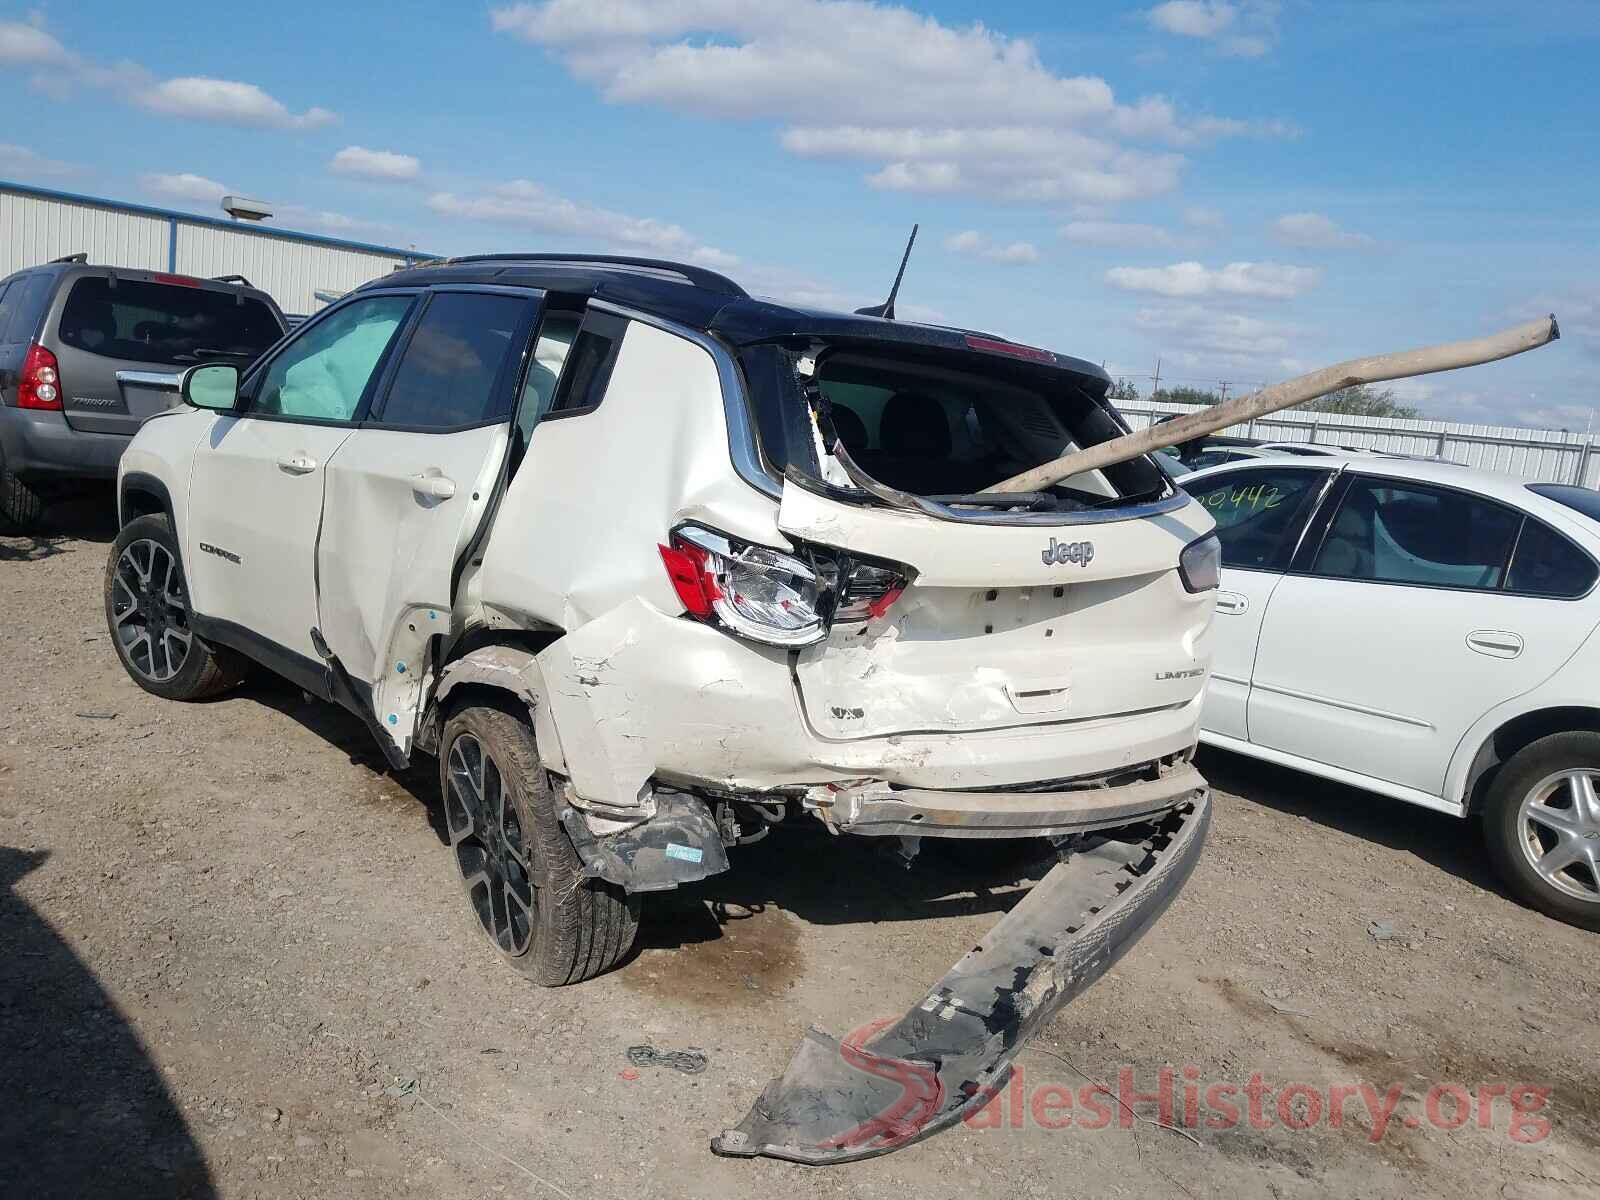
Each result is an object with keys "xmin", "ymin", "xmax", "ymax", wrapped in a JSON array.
[{"xmin": 1041, "ymin": 537, "xmax": 1095, "ymax": 567}]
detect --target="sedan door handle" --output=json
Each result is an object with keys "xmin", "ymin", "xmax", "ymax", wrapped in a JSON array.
[
  {"xmin": 276, "ymin": 453, "xmax": 317, "ymax": 475},
  {"xmin": 1467, "ymin": 630, "xmax": 1523, "ymax": 659},
  {"xmin": 409, "ymin": 472, "xmax": 456, "ymax": 500},
  {"xmin": 1215, "ymin": 590, "xmax": 1249, "ymax": 616}
]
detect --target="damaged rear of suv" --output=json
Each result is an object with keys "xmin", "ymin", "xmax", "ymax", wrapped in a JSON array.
[{"xmin": 106, "ymin": 254, "xmax": 1215, "ymax": 1162}]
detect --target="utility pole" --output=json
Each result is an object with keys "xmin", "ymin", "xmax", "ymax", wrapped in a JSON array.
[
  {"xmin": 1151, "ymin": 357, "xmax": 1162, "ymax": 401},
  {"xmin": 1218, "ymin": 381, "xmax": 1230, "ymax": 403}
]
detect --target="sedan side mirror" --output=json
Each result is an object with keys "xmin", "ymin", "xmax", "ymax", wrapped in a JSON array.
[{"xmin": 180, "ymin": 363, "xmax": 240, "ymax": 412}]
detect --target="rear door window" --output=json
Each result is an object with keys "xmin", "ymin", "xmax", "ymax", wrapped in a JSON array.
[
  {"xmin": 375, "ymin": 292, "xmax": 533, "ymax": 430},
  {"xmin": 1507, "ymin": 520, "xmax": 1598, "ymax": 597},
  {"xmin": 2, "ymin": 274, "xmax": 53, "ymax": 345},
  {"xmin": 1188, "ymin": 468, "xmax": 1330, "ymax": 571},
  {"xmin": 57, "ymin": 276, "xmax": 282, "ymax": 366},
  {"xmin": 544, "ymin": 310, "xmax": 626, "ymax": 419},
  {"xmin": 1312, "ymin": 478, "xmax": 1520, "ymax": 590},
  {"xmin": 0, "ymin": 281, "xmax": 17, "ymax": 342}
]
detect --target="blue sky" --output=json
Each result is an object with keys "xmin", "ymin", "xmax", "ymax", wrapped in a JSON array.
[{"xmin": 2, "ymin": 1, "xmax": 1596, "ymax": 428}]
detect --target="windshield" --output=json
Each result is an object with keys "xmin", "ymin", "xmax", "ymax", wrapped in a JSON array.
[
  {"xmin": 1529, "ymin": 483, "xmax": 1600, "ymax": 525},
  {"xmin": 740, "ymin": 340, "xmax": 1166, "ymax": 510},
  {"xmin": 58, "ymin": 276, "xmax": 283, "ymax": 367}
]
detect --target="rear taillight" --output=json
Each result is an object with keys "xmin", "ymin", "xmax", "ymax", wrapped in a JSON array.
[
  {"xmin": 660, "ymin": 526, "xmax": 826, "ymax": 646},
  {"xmin": 1179, "ymin": 533, "xmax": 1221, "ymax": 593},
  {"xmin": 658, "ymin": 525, "xmax": 910, "ymax": 647},
  {"xmin": 18, "ymin": 343, "xmax": 62, "ymax": 410}
]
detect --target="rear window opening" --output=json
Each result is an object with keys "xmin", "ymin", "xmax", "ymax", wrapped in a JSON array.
[
  {"xmin": 740, "ymin": 339, "xmax": 1167, "ymax": 514},
  {"xmin": 57, "ymin": 276, "xmax": 282, "ymax": 367}
]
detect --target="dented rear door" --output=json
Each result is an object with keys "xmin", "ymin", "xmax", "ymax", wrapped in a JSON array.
[{"xmin": 779, "ymin": 481, "xmax": 1216, "ymax": 740}]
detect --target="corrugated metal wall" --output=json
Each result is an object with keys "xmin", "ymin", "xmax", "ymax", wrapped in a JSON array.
[
  {"xmin": 1118, "ymin": 399, "xmax": 1600, "ymax": 487},
  {"xmin": 0, "ymin": 184, "xmax": 418, "ymax": 317},
  {"xmin": 0, "ymin": 191, "xmax": 167, "ymax": 275},
  {"xmin": 173, "ymin": 224, "xmax": 407, "ymax": 314}
]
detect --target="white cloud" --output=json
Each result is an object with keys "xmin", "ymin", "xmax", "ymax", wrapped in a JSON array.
[
  {"xmin": 944, "ymin": 230, "xmax": 1039, "ymax": 265},
  {"xmin": 0, "ymin": 22, "xmax": 336, "ymax": 130},
  {"xmin": 0, "ymin": 142, "xmax": 76, "ymax": 177},
  {"xmin": 1183, "ymin": 205, "xmax": 1226, "ymax": 230},
  {"xmin": 138, "ymin": 77, "xmax": 335, "ymax": 129},
  {"xmin": 1135, "ymin": 302, "xmax": 1295, "ymax": 364},
  {"xmin": 427, "ymin": 180, "xmax": 737, "ymax": 269},
  {"xmin": 491, "ymin": 0, "xmax": 1290, "ymax": 204},
  {"xmin": 1147, "ymin": 2, "xmax": 1236, "ymax": 38},
  {"xmin": 140, "ymin": 171, "xmax": 229, "ymax": 205},
  {"xmin": 1061, "ymin": 220, "xmax": 1174, "ymax": 248},
  {"xmin": 0, "ymin": 19, "xmax": 68, "ymax": 64},
  {"xmin": 1146, "ymin": 1, "xmax": 1279, "ymax": 57},
  {"xmin": 329, "ymin": 145, "xmax": 421, "ymax": 182},
  {"xmin": 276, "ymin": 204, "xmax": 399, "ymax": 240},
  {"xmin": 1271, "ymin": 211, "xmax": 1374, "ymax": 249},
  {"xmin": 1106, "ymin": 260, "xmax": 1320, "ymax": 299}
]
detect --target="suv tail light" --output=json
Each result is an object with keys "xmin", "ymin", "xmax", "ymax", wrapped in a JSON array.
[
  {"xmin": 658, "ymin": 524, "xmax": 910, "ymax": 647},
  {"xmin": 18, "ymin": 343, "xmax": 62, "ymax": 410},
  {"xmin": 1179, "ymin": 533, "xmax": 1221, "ymax": 593},
  {"xmin": 660, "ymin": 526, "xmax": 827, "ymax": 646}
]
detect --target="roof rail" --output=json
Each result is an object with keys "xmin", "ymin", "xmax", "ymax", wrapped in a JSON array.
[
  {"xmin": 440, "ymin": 253, "xmax": 748, "ymax": 298},
  {"xmin": 212, "ymin": 273, "xmax": 253, "ymax": 287},
  {"xmin": 49, "ymin": 252, "xmax": 88, "ymax": 264}
]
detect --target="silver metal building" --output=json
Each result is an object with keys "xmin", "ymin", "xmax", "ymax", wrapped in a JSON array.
[{"xmin": 0, "ymin": 179, "xmax": 436, "ymax": 316}]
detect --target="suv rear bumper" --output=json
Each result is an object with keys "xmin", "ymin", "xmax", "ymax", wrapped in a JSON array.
[
  {"xmin": 817, "ymin": 762, "xmax": 1206, "ymax": 838},
  {"xmin": 0, "ymin": 406, "xmax": 126, "ymax": 481},
  {"xmin": 532, "ymin": 598, "xmax": 1207, "ymax": 824}
]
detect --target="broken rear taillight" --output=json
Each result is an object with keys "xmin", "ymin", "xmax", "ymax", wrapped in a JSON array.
[{"xmin": 661, "ymin": 526, "xmax": 827, "ymax": 646}]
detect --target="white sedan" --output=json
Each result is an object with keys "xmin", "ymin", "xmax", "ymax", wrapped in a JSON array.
[{"xmin": 1185, "ymin": 454, "xmax": 1600, "ymax": 929}]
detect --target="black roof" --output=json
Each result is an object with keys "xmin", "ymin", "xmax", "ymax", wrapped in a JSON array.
[{"xmin": 363, "ymin": 254, "xmax": 1110, "ymax": 383}]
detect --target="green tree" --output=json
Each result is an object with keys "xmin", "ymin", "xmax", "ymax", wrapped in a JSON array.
[
  {"xmin": 1150, "ymin": 386, "xmax": 1222, "ymax": 406},
  {"xmin": 1302, "ymin": 384, "xmax": 1421, "ymax": 419},
  {"xmin": 1106, "ymin": 377, "xmax": 1141, "ymax": 403}
]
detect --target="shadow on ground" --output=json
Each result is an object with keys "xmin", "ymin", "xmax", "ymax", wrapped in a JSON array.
[
  {"xmin": 0, "ymin": 847, "xmax": 216, "ymax": 1199},
  {"xmin": 0, "ymin": 485, "xmax": 117, "ymax": 561},
  {"xmin": 1196, "ymin": 745, "xmax": 1509, "ymax": 898}
]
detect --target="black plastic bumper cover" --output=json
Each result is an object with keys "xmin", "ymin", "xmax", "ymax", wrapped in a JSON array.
[{"xmin": 711, "ymin": 791, "xmax": 1210, "ymax": 1164}]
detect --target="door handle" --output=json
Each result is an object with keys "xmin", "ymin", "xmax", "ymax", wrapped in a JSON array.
[
  {"xmin": 409, "ymin": 472, "xmax": 456, "ymax": 500},
  {"xmin": 1466, "ymin": 630, "xmax": 1523, "ymax": 659},
  {"xmin": 276, "ymin": 453, "xmax": 317, "ymax": 475},
  {"xmin": 1215, "ymin": 590, "xmax": 1249, "ymax": 616}
]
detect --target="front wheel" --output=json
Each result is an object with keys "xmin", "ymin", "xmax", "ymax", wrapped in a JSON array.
[
  {"xmin": 1482, "ymin": 731, "xmax": 1600, "ymax": 931},
  {"xmin": 439, "ymin": 703, "xmax": 640, "ymax": 985},
  {"xmin": 104, "ymin": 514, "xmax": 245, "ymax": 701}
]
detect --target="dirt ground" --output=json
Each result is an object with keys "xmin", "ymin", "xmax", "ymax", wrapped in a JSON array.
[{"xmin": 3, "ymin": 495, "xmax": 1599, "ymax": 1200}]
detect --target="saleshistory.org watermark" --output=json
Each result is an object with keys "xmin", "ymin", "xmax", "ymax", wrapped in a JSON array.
[{"xmin": 960, "ymin": 1064, "xmax": 1552, "ymax": 1144}]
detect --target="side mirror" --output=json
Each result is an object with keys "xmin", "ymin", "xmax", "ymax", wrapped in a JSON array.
[{"xmin": 180, "ymin": 363, "xmax": 240, "ymax": 412}]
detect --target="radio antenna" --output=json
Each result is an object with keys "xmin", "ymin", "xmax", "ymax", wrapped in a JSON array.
[{"xmin": 855, "ymin": 223, "xmax": 918, "ymax": 320}]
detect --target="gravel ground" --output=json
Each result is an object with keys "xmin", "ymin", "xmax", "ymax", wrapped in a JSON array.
[{"xmin": 3, "ymin": 495, "xmax": 1599, "ymax": 1200}]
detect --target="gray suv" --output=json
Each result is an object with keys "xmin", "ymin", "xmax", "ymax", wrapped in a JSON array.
[{"xmin": 0, "ymin": 259, "xmax": 286, "ymax": 529}]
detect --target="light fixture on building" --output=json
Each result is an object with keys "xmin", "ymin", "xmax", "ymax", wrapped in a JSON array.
[{"xmin": 221, "ymin": 195, "xmax": 273, "ymax": 222}]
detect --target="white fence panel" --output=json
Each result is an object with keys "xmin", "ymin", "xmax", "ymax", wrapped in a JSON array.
[{"xmin": 1116, "ymin": 399, "xmax": 1600, "ymax": 487}]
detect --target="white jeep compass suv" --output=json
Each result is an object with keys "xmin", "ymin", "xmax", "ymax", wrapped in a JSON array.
[{"xmin": 105, "ymin": 255, "xmax": 1216, "ymax": 1161}]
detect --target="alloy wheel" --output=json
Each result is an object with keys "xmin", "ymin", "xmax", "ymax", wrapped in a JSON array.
[
  {"xmin": 445, "ymin": 732, "xmax": 536, "ymax": 954},
  {"xmin": 1517, "ymin": 769, "xmax": 1600, "ymax": 903},
  {"xmin": 110, "ymin": 538, "xmax": 193, "ymax": 683}
]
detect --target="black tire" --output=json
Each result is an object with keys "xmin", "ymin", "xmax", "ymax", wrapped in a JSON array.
[
  {"xmin": 0, "ymin": 469, "xmax": 46, "ymax": 533},
  {"xmin": 1482, "ymin": 731, "xmax": 1600, "ymax": 932},
  {"xmin": 439, "ymin": 703, "xmax": 640, "ymax": 985},
  {"xmin": 104, "ymin": 514, "xmax": 245, "ymax": 701}
]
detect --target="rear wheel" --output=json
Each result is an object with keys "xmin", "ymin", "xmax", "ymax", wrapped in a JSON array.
[
  {"xmin": 1482, "ymin": 731, "xmax": 1600, "ymax": 931},
  {"xmin": 0, "ymin": 469, "xmax": 45, "ymax": 533},
  {"xmin": 440, "ymin": 703, "xmax": 639, "ymax": 985},
  {"xmin": 104, "ymin": 514, "xmax": 244, "ymax": 701}
]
